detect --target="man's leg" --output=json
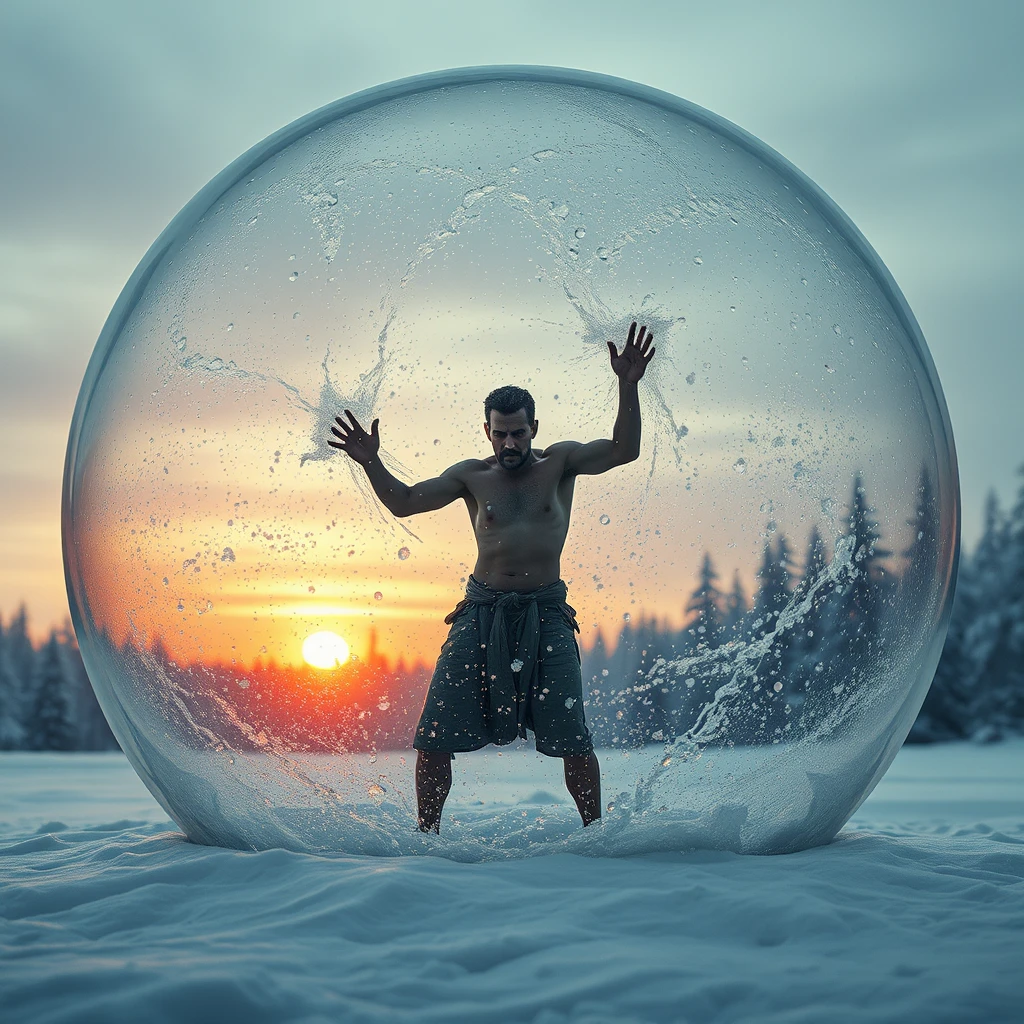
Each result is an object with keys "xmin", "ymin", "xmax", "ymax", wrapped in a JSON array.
[
  {"xmin": 563, "ymin": 752, "xmax": 601, "ymax": 826},
  {"xmin": 416, "ymin": 750, "xmax": 453, "ymax": 833}
]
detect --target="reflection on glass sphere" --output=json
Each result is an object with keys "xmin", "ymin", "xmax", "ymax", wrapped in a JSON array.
[{"xmin": 63, "ymin": 67, "xmax": 958, "ymax": 856}]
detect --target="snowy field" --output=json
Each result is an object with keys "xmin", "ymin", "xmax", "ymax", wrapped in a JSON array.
[{"xmin": 2, "ymin": 742, "xmax": 1023, "ymax": 1023}]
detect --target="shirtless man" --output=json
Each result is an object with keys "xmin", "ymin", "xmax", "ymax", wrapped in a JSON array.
[{"xmin": 329, "ymin": 322, "xmax": 655, "ymax": 832}]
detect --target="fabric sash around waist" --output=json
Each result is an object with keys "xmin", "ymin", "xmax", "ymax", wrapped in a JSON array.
[{"xmin": 444, "ymin": 577, "xmax": 580, "ymax": 743}]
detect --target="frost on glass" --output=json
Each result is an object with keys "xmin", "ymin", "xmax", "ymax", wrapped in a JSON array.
[{"xmin": 63, "ymin": 68, "xmax": 958, "ymax": 857}]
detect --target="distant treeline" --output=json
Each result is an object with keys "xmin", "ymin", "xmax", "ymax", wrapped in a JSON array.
[
  {"xmin": 0, "ymin": 613, "xmax": 117, "ymax": 751},
  {"xmin": 3, "ymin": 469, "xmax": 1023, "ymax": 752},
  {"xmin": 583, "ymin": 471, "xmax": 920, "ymax": 747},
  {"xmin": 909, "ymin": 477, "xmax": 1024, "ymax": 742}
]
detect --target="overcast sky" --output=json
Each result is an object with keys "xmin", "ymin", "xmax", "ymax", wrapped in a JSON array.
[{"xmin": 2, "ymin": 0, "xmax": 1022, "ymax": 632}]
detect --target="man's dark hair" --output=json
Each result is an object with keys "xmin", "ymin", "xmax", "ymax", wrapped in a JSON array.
[{"xmin": 484, "ymin": 385, "xmax": 535, "ymax": 424}]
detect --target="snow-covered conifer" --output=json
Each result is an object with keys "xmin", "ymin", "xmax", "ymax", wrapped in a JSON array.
[
  {"xmin": 685, "ymin": 552, "xmax": 724, "ymax": 649},
  {"xmin": 27, "ymin": 632, "xmax": 76, "ymax": 751},
  {"xmin": 0, "ymin": 631, "xmax": 25, "ymax": 749}
]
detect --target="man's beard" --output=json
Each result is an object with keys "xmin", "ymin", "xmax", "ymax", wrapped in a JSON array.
[{"xmin": 499, "ymin": 447, "xmax": 528, "ymax": 469}]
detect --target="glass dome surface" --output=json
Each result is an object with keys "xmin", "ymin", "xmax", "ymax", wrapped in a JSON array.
[{"xmin": 63, "ymin": 66, "xmax": 959, "ymax": 857}]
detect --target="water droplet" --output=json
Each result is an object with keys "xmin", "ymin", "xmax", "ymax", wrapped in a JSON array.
[
  {"xmin": 162, "ymin": 577, "xmax": 169, "ymax": 587},
  {"xmin": 773, "ymin": 681, "xmax": 783, "ymax": 692},
  {"xmin": 398, "ymin": 546, "xmax": 410, "ymax": 560},
  {"xmin": 825, "ymin": 364, "xmax": 835, "ymax": 374},
  {"xmin": 377, "ymin": 700, "xmax": 390, "ymax": 711},
  {"xmin": 511, "ymin": 659, "xmax": 525, "ymax": 673},
  {"xmin": 292, "ymin": 311, "xmax": 300, "ymax": 319},
  {"xmin": 367, "ymin": 783, "xmax": 386, "ymax": 804},
  {"xmin": 549, "ymin": 202, "xmax": 569, "ymax": 220},
  {"xmin": 800, "ymin": 277, "xmax": 807, "ymax": 286},
  {"xmin": 741, "ymin": 356, "xmax": 750, "ymax": 369},
  {"xmin": 685, "ymin": 372, "xmax": 696, "ymax": 385},
  {"xmin": 374, "ymin": 591, "xmax": 383, "ymax": 601},
  {"xmin": 565, "ymin": 697, "xmax": 576, "ymax": 709},
  {"xmin": 833, "ymin": 324, "xmax": 842, "ymax": 336},
  {"xmin": 729, "ymin": 305, "xmax": 736, "ymax": 312},
  {"xmin": 623, "ymin": 612, "xmax": 631, "ymax": 622},
  {"xmin": 596, "ymin": 246, "xmax": 611, "ymax": 261},
  {"xmin": 733, "ymin": 458, "xmax": 747, "ymax": 474},
  {"xmin": 308, "ymin": 586, "xmax": 315, "ymax": 594},
  {"xmin": 225, "ymin": 323, "xmax": 234, "ymax": 331},
  {"xmin": 247, "ymin": 216, "xmax": 258, "ymax": 227},
  {"xmin": 532, "ymin": 149, "xmax": 557, "ymax": 161},
  {"xmin": 433, "ymin": 438, "xmax": 440, "ymax": 446},
  {"xmin": 289, "ymin": 272, "xmax": 298, "ymax": 282},
  {"xmin": 599, "ymin": 514, "xmax": 611, "ymax": 526},
  {"xmin": 175, "ymin": 336, "xmax": 187, "ymax": 351},
  {"xmin": 693, "ymin": 256, "xmax": 703, "ymax": 265},
  {"xmin": 574, "ymin": 227, "xmax": 586, "ymax": 239},
  {"xmin": 177, "ymin": 601, "xmax": 184, "ymax": 612}
]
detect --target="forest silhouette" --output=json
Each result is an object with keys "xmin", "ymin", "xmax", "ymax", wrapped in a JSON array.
[{"xmin": 4, "ymin": 467, "xmax": 1023, "ymax": 752}]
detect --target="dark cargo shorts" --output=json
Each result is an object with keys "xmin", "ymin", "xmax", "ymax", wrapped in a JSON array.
[{"xmin": 414, "ymin": 602, "xmax": 594, "ymax": 758}]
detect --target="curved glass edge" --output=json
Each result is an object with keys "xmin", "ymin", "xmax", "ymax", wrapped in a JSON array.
[{"xmin": 61, "ymin": 65, "xmax": 961, "ymax": 812}]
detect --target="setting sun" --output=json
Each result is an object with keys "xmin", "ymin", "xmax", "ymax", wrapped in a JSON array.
[{"xmin": 302, "ymin": 631, "xmax": 351, "ymax": 670}]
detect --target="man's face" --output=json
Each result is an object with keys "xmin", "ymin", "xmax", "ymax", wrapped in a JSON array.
[{"xmin": 485, "ymin": 408, "xmax": 538, "ymax": 471}]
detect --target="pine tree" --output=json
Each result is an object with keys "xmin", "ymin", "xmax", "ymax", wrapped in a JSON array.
[
  {"xmin": 742, "ymin": 534, "xmax": 797, "ymax": 742},
  {"xmin": 27, "ymin": 632, "xmax": 76, "ymax": 751},
  {"xmin": 906, "ymin": 467, "xmax": 969, "ymax": 741},
  {"xmin": 723, "ymin": 570, "xmax": 748, "ymax": 636},
  {"xmin": 4, "ymin": 604, "xmax": 35, "ymax": 729},
  {"xmin": 684, "ymin": 552, "xmax": 724, "ymax": 649},
  {"xmin": 786, "ymin": 525, "xmax": 836, "ymax": 729},
  {"xmin": 901, "ymin": 464, "xmax": 938, "ymax": 606},
  {"xmin": 0, "ymin": 631, "xmax": 25, "ymax": 750},
  {"xmin": 973, "ymin": 466, "xmax": 1024, "ymax": 735},
  {"xmin": 753, "ymin": 535, "xmax": 792, "ymax": 631},
  {"xmin": 842, "ymin": 473, "xmax": 891, "ymax": 636}
]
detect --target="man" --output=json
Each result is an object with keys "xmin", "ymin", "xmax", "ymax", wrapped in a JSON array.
[{"xmin": 329, "ymin": 322, "xmax": 655, "ymax": 832}]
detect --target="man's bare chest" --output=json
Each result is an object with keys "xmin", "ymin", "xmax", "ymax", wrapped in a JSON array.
[{"xmin": 468, "ymin": 465, "xmax": 572, "ymax": 528}]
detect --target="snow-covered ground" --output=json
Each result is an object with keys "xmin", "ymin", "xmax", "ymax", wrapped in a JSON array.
[{"xmin": 2, "ymin": 741, "xmax": 1022, "ymax": 1023}]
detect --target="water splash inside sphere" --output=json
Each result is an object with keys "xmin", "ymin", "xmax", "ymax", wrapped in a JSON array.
[{"xmin": 63, "ymin": 67, "xmax": 958, "ymax": 857}]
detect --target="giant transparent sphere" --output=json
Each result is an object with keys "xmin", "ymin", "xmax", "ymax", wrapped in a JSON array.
[{"xmin": 63, "ymin": 67, "xmax": 958, "ymax": 856}]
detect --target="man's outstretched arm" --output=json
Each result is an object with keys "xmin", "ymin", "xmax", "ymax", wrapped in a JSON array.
[
  {"xmin": 565, "ymin": 322, "xmax": 656, "ymax": 476},
  {"xmin": 329, "ymin": 410, "xmax": 467, "ymax": 516}
]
